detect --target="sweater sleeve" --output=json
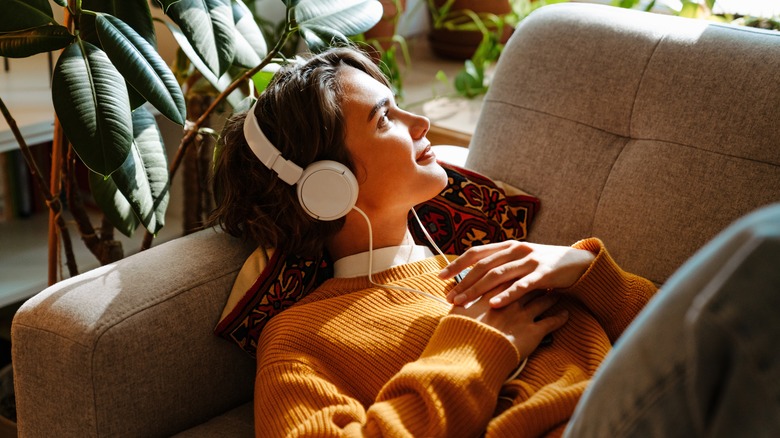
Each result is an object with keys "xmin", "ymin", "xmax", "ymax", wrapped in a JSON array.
[
  {"xmin": 254, "ymin": 316, "xmax": 519, "ymax": 437},
  {"xmin": 561, "ymin": 238, "xmax": 658, "ymax": 343}
]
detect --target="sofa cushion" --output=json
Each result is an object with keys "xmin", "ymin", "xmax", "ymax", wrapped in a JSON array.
[
  {"xmin": 214, "ymin": 161, "xmax": 540, "ymax": 357},
  {"xmin": 171, "ymin": 402, "xmax": 254, "ymax": 438},
  {"xmin": 467, "ymin": 3, "xmax": 780, "ymax": 285}
]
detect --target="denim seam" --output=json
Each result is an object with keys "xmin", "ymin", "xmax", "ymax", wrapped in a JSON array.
[{"xmin": 610, "ymin": 361, "xmax": 686, "ymax": 436}]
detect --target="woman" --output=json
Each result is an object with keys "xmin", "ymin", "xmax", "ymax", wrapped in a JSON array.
[{"xmin": 210, "ymin": 47, "xmax": 657, "ymax": 437}]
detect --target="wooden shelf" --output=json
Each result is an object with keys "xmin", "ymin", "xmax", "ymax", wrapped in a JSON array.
[
  {"xmin": 0, "ymin": 207, "xmax": 185, "ymax": 309},
  {"xmin": 0, "ymin": 53, "xmax": 57, "ymax": 154}
]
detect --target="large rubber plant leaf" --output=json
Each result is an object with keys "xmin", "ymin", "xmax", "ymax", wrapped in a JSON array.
[
  {"xmin": 159, "ymin": 20, "xmax": 244, "ymax": 108},
  {"xmin": 0, "ymin": 0, "xmax": 53, "ymax": 32},
  {"xmin": 52, "ymin": 0, "xmax": 67, "ymax": 6},
  {"xmin": 80, "ymin": 0, "xmax": 158, "ymax": 110},
  {"xmin": 154, "ymin": 0, "xmax": 184, "ymax": 13},
  {"xmin": 88, "ymin": 170, "xmax": 140, "ymax": 237},
  {"xmin": 81, "ymin": 0, "xmax": 158, "ymax": 48},
  {"xmin": 96, "ymin": 14, "xmax": 186, "ymax": 126},
  {"xmin": 230, "ymin": 0, "xmax": 267, "ymax": 69},
  {"xmin": 166, "ymin": 0, "xmax": 236, "ymax": 77},
  {"xmin": 52, "ymin": 40, "xmax": 133, "ymax": 177},
  {"xmin": 0, "ymin": 25, "xmax": 74, "ymax": 58},
  {"xmin": 109, "ymin": 106, "xmax": 170, "ymax": 235},
  {"xmin": 295, "ymin": 0, "xmax": 382, "ymax": 52}
]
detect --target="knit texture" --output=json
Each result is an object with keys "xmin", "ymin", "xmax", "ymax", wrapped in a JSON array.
[{"xmin": 254, "ymin": 238, "xmax": 657, "ymax": 437}]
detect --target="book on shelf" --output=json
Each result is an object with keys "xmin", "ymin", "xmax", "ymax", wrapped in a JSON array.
[
  {"xmin": 0, "ymin": 142, "xmax": 52, "ymax": 222},
  {"xmin": 0, "ymin": 153, "xmax": 8, "ymax": 222}
]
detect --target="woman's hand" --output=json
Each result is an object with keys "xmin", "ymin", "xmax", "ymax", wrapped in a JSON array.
[
  {"xmin": 439, "ymin": 241, "xmax": 595, "ymax": 308},
  {"xmin": 450, "ymin": 286, "xmax": 568, "ymax": 357}
]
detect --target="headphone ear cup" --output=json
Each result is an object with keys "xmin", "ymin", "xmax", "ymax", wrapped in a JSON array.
[{"xmin": 296, "ymin": 160, "xmax": 358, "ymax": 221}]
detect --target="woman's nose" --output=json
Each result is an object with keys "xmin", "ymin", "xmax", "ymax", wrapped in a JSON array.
[{"xmin": 407, "ymin": 111, "xmax": 430, "ymax": 140}]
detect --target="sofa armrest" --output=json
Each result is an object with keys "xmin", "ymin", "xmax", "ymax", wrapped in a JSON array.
[{"xmin": 12, "ymin": 229, "xmax": 256, "ymax": 437}]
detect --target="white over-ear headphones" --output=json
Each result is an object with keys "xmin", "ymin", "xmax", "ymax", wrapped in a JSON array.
[{"xmin": 243, "ymin": 100, "xmax": 359, "ymax": 221}]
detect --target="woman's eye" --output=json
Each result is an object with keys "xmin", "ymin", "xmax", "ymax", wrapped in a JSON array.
[{"xmin": 378, "ymin": 110, "xmax": 392, "ymax": 129}]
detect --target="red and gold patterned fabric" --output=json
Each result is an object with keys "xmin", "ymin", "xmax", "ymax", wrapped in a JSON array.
[{"xmin": 214, "ymin": 161, "xmax": 540, "ymax": 357}]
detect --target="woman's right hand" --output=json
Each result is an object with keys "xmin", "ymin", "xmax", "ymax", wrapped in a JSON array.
[{"xmin": 450, "ymin": 285, "xmax": 569, "ymax": 359}]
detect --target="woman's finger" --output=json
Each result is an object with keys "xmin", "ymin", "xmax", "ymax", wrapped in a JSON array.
[
  {"xmin": 488, "ymin": 270, "xmax": 546, "ymax": 308},
  {"xmin": 535, "ymin": 309, "xmax": 569, "ymax": 335},
  {"xmin": 450, "ymin": 258, "xmax": 536, "ymax": 305},
  {"xmin": 446, "ymin": 243, "xmax": 535, "ymax": 304},
  {"xmin": 450, "ymin": 281, "xmax": 513, "ymax": 317},
  {"xmin": 445, "ymin": 245, "xmax": 516, "ymax": 302},
  {"xmin": 438, "ymin": 241, "xmax": 514, "ymax": 280},
  {"xmin": 522, "ymin": 292, "xmax": 560, "ymax": 315},
  {"xmin": 514, "ymin": 289, "xmax": 546, "ymax": 307}
]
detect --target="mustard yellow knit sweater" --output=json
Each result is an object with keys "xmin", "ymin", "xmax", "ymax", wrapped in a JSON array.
[{"xmin": 254, "ymin": 238, "xmax": 657, "ymax": 437}]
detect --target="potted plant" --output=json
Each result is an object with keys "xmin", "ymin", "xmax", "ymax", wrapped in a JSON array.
[
  {"xmin": 616, "ymin": 0, "xmax": 780, "ymax": 30},
  {"xmin": 0, "ymin": 0, "xmax": 382, "ymax": 279},
  {"xmin": 426, "ymin": 0, "xmax": 512, "ymax": 60},
  {"xmin": 432, "ymin": 0, "xmax": 567, "ymax": 98},
  {"xmin": 356, "ymin": 0, "xmax": 410, "ymax": 100},
  {"xmin": 365, "ymin": 0, "xmax": 407, "ymax": 53}
]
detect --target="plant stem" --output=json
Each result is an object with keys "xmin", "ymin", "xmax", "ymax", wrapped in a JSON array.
[
  {"xmin": 48, "ymin": 119, "xmax": 63, "ymax": 284},
  {"xmin": 169, "ymin": 28, "xmax": 294, "ymax": 181},
  {"xmin": 0, "ymin": 97, "xmax": 78, "ymax": 279},
  {"xmin": 140, "ymin": 24, "xmax": 295, "ymax": 249}
]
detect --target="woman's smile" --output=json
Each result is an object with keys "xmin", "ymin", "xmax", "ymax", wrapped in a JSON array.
[{"xmin": 416, "ymin": 144, "xmax": 436, "ymax": 164}]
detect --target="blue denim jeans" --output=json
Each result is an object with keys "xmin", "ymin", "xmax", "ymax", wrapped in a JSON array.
[{"xmin": 565, "ymin": 203, "xmax": 780, "ymax": 437}]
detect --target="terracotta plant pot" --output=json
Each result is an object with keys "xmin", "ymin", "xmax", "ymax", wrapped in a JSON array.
[
  {"xmin": 428, "ymin": 0, "xmax": 513, "ymax": 60},
  {"xmin": 364, "ymin": 0, "xmax": 407, "ymax": 55}
]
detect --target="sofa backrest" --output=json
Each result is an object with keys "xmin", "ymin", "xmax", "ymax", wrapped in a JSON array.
[{"xmin": 467, "ymin": 3, "xmax": 780, "ymax": 285}]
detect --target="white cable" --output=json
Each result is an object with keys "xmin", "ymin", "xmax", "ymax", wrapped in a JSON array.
[
  {"xmin": 352, "ymin": 206, "xmax": 450, "ymax": 306},
  {"xmin": 353, "ymin": 206, "xmax": 529, "ymax": 383},
  {"xmin": 503, "ymin": 357, "xmax": 529, "ymax": 384},
  {"xmin": 410, "ymin": 207, "xmax": 449, "ymax": 263}
]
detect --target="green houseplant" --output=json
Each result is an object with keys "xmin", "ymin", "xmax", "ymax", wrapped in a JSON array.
[
  {"xmin": 0, "ymin": 0, "xmax": 382, "ymax": 282},
  {"xmin": 429, "ymin": 0, "xmax": 567, "ymax": 99},
  {"xmin": 614, "ymin": 0, "xmax": 780, "ymax": 30},
  {"xmin": 358, "ymin": 0, "xmax": 410, "ymax": 100},
  {"xmin": 426, "ymin": 0, "xmax": 511, "ymax": 60}
]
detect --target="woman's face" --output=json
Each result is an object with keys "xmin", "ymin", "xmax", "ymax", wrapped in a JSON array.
[{"xmin": 340, "ymin": 67, "xmax": 447, "ymax": 214}]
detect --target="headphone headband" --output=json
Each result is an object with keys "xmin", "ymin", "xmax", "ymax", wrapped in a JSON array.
[
  {"xmin": 241, "ymin": 99, "xmax": 359, "ymax": 221},
  {"xmin": 243, "ymin": 100, "xmax": 303, "ymax": 185}
]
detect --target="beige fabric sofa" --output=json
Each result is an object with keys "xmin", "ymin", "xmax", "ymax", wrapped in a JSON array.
[{"xmin": 11, "ymin": 3, "xmax": 780, "ymax": 437}]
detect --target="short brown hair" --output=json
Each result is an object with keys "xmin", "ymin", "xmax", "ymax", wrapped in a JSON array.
[{"xmin": 209, "ymin": 47, "xmax": 390, "ymax": 256}]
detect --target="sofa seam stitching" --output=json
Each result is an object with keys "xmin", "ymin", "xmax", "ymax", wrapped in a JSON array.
[
  {"xmin": 482, "ymin": 98, "xmax": 619, "ymax": 137},
  {"xmin": 628, "ymin": 33, "xmax": 665, "ymax": 136},
  {"xmin": 91, "ymin": 265, "xmax": 242, "ymax": 335},
  {"xmin": 480, "ymin": 100, "xmax": 779, "ymax": 167},
  {"xmin": 88, "ymin": 266, "xmax": 242, "ymax": 436},
  {"xmin": 591, "ymin": 33, "xmax": 666, "ymax": 238}
]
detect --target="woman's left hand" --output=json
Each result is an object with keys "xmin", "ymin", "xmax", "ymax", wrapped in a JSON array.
[{"xmin": 439, "ymin": 241, "xmax": 595, "ymax": 308}]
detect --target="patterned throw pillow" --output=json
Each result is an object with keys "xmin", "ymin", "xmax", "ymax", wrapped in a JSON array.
[
  {"xmin": 409, "ymin": 162, "xmax": 539, "ymax": 255},
  {"xmin": 214, "ymin": 161, "xmax": 540, "ymax": 358}
]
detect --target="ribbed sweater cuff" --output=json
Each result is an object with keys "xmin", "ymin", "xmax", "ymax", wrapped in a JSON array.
[
  {"xmin": 563, "ymin": 237, "xmax": 635, "ymax": 320},
  {"xmin": 422, "ymin": 315, "xmax": 520, "ymax": 389}
]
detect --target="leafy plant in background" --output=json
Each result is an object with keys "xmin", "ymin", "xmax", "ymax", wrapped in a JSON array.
[
  {"xmin": 0, "ymin": 0, "xmax": 381, "ymax": 283},
  {"xmin": 613, "ymin": 0, "xmax": 716, "ymax": 16},
  {"xmin": 614, "ymin": 0, "xmax": 780, "ymax": 30},
  {"xmin": 426, "ymin": 0, "xmax": 506, "ymax": 98},
  {"xmin": 352, "ymin": 33, "xmax": 410, "ymax": 100},
  {"xmin": 352, "ymin": 0, "xmax": 410, "ymax": 102},
  {"xmin": 449, "ymin": 10, "xmax": 504, "ymax": 98},
  {"xmin": 430, "ymin": 0, "xmax": 568, "ymax": 99}
]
